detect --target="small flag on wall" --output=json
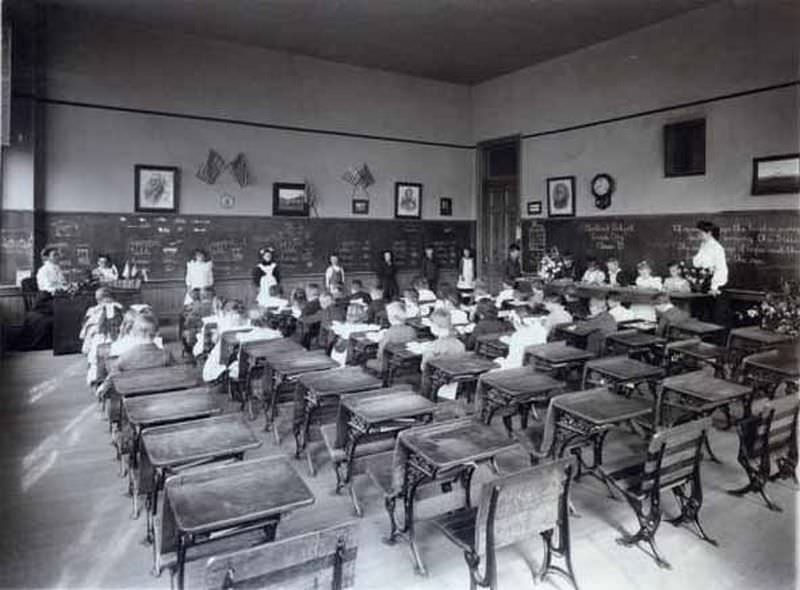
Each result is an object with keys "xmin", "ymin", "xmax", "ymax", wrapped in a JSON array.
[
  {"xmin": 196, "ymin": 149, "xmax": 226, "ymax": 184},
  {"xmin": 229, "ymin": 153, "xmax": 250, "ymax": 188}
]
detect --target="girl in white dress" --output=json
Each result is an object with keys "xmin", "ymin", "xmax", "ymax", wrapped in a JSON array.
[
  {"xmin": 184, "ymin": 249, "xmax": 214, "ymax": 304},
  {"xmin": 630, "ymin": 260, "xmax": 663, "ymax": 321}
]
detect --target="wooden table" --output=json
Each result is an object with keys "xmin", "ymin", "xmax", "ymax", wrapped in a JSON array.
[
  {"xmin": 293, "ymin": 366, "xmax": 382, "ymax": 470},
  {"xmin": 476, "ymin": 368, "xmax": 565, "ymax": 435},
  {"xmin": 604, "ymin": 330, "xmax": 666, "ymax": 363},
  {"xmin": 425, "ymin": 353, "xmax": 498, "ymax": 402},
  {"xmin": 664, "ymin": 339, "xmax": 727, "ymax": 376},
  {"xmin": 142, "ymin": 414, "xmax": 261, "ymax": 553},
  {"xmin": 383, "ymin": 342, "xmax": 423, "ymax": 386},
  {"xmin": 107, "ymin": 365, "xmax": 202, "ymax": 428},
  {"xmin": 239, "ymin": 338, "xmax": 304, "ymax": 417},
  {"xmin": 348, "ymin": 331, "xmax": 380, "ymax": 366},
  {"xmin": 668, "ymin": 319, "xmax": 726, "ymax": 343},
  {"xmin": 262, "ymin": 350, "xmax": 339, "ymax": 443},
  {"xmin": 123, "ymin": 387, "xmax": 221, "ymax": 516},
  {"xmin": 339, "ymin": 390, "xmax": 435, "ymax": 514},
  {"xmin": 661, "ymin": 371, "xmax": 754, "ymax": 461},
  {"xmin": 742, "ymin": 345, "xmax": 800, "ymax": 398},
  {"xmin": 392, "ymin": 418, "xmax": 519, "ymax": 574},
  {"xmin": 524, "ymin": 341, "xmax": 595, "ymax": 380},
  {"xmin": 727, "ymin": 326, "xmax": 795, "ymax": 376},
  {"xmin": 582, "ymin": 355, "xmax": 664, "ymax": 395},
  {"xmin": 550, "ymin": 387, "xmax": 653, "ymax": 477},
  {"xmin": 160, "ymin": 456, "xmax": 314, "ymax": 590},
  {"xmin": 474, "ymin": 332, "xmax": 511, "ymax": 359},
  {"xmin": 544, "ymin": 281, "xmax": 709, "ymax": 311},
  {"xmin": 554, "ymin": 322, "xmax": 598, "ymax": 349}
]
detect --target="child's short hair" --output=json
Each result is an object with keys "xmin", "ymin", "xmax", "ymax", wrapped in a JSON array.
[
  {"xmin": 319, "ymin": 291, "xmax": 334, "ymax": 305},
  {"xmin": 386, "ymin": 301, "xmax": 406, "ymax": 325},
  {"xmin": 586, "ymin": 256, "xmax": 598, "ymax": 266},
  {"xmin": 330, "ymin": 282, "xmax": 345, "ymax": 296},
  {"xmin": 131, "ymin": 314, "xmax": 159, "ymax": 339},
  {"xmin": 508, "ymin": 243, "xmax": 520, "ymax": 252},
  {"xmin": 501, "ymin": 277, "xmax": 515, "ymax": 289},
  {"xmin": 636, "ymin": 260, "xmax": 651, "ymax": 272},
  {"xmin": 306, "ymin": 283, "xmax": 321, "ymax": 298},
  {"xmin": 351, "ymin": 279, "xmax": 363, "ymax": 290},
  {"xmin": 653, "ymin": 292, "xmax": 671, "ymax": 305},
  {"xmin": 429, "ymin": 309, "xmax": 453, "ymax": 334},
  {"xmin": 290, "ymin": 288, "xmax": 307, "ymax": 305},
  {"xmin": 223, "ymin": 299, "xmax": 246, "ymax": 317},
  {"xmin": 40, "ymin": 246, "xmax": 59, "ymax": 259},
  {"xmin": 370, "ymin": 283, "xmax": 384, "ymax": 296}
]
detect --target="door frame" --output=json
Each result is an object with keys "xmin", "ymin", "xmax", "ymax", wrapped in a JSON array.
[{"xmin": 476, "ymin": 135, "xmax": 521, "ymax": 284}]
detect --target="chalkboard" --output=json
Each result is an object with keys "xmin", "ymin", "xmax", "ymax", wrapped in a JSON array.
[
  {"xmin": 40, "ymin": 212, "xmax": 474, "ymax": 282},
  {"xmin": 522, "ymin": 210, "xmax": 800, "ymax": 290},
  {"xmin": 0, "ymin": 210, "xmax": 35, "ymax": 284}
]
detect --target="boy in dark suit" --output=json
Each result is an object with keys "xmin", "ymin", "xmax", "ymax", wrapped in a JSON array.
[
  {"xmin": 348, "ymin": 279, "xmax": 372, "ymax": 305},
  {"xmin": 654, "ymin": 292, "xmax": 691, "ymax": 338}
]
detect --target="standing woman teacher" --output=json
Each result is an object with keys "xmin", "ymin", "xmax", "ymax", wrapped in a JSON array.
[
  {"xmin": 692, "ymin": 220, "xmax": 728, "ymax": 322},
  {"xmin": 376, "ymin": 250, "xmax": 399, "ymax": 300}
]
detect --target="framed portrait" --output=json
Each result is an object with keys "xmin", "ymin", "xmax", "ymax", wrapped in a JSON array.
[
  {"xmin": 134, "ymin": 165, "xmax": 179, "ymax": 212},
  {"xmin": 394, "ymin": 182, "xmax": 422, "ymax": 219},
  {"xmin": 352, "ymin": 199, "xmax": 369, "ymax": 215},
  {"xmin": 546, "ymin": 176, "xmax": 576, "ymax": 217},
  {"xmin": 751, "ymin": 153, "xmax": 800, "ymax": 195},
  {"xmin": 272, "ymin": 183, "xmax": 309, "ymax": 217},
  {"xmin": 526, "ymin": 200, "xmax": 542, "ymax": 215},
  {"xmin": 439, "ymin": 197, "xmax": 452, "ymax": 217}
]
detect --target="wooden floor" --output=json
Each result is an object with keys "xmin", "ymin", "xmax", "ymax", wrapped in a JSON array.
[{"xmin": 0, "ymin": 348, "xmax": 795, "ymax": 590}]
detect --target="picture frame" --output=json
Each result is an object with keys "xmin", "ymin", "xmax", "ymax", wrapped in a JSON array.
[
  {"xmin": 546, "ymin": 176, "xmax": 575, "ymax": 217},
  {"xmin": 664, "ymin": 119, "xmax": 706, "ymax": 177},
  {"xmin": 394, "ymin": 182, "xmax": 422, "ymax": 219},
  {"xmin": 352, "ymin": 199, "xmax": 369, "ymax": 215},
  {"xmin": 134, "ymin": 165, "xmax": 179, "ymax": 212},
  {"xmin": 272, "ymin": 183, "xmax": 309, "ymax": 217},
  {"xmin": 751, "ymin": 153, "xmax": 800, "ymax": 195},
  {"xmin": 439, "ymin": 197, "xmax": 452, "ymax": 217},
  {"xmin": 527, "ymin": 200, "xmax": 542, "ymax": 215}
]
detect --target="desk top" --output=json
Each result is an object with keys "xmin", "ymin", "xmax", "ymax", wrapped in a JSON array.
[
  {"xmin": 553, "ymin": 388, "xmax": 652, "ymax": 426},
  {"xmin": 123, "ymin": 388, "xmax": 220, "ymax": 426},
  {"xmin": 297, "ymin": 366, "xmax": 382, "ymax": 396},
  {"xmin": 672, "ymin": 319, "xmax": 725, "ymax": 335},
  {"xmin": 526, "ymin": 342, "xmax": 595, "ymax": 364},
  {"xmin": 112, "ymin": 364, "xmax": 202, "ymax": 397},
  {"xmin": 545, "ymin": 281, "xmax": 710, "ymax": 303},
  {"xmin": 399, "ymin": 418, "xmax": 518, "ymax": 471},
  {"xmin": 242, "ymin": 338, "xmax": 303, "ymax": 358},
  {"xmin": 607, "ymin": 331, "xmax": 666, "ymax": 348},
  {"xmin": 744, "ymin": 346, "xmax": 800, "ymax": 378},
  {"xmin": 427, "ymin": 353, "xmax": 498, "ymax": 377},
  {"xmin": 268, "ymin": 351, "xmax": 339, "ymax": 376},
  {"xmin": 166, "ymin": 456, "xmax": 313, "ymax": 535},
  {"xmin": 385, "ymin": 342, "xmax": 423, "ymax": 361},
  {"xmin": 480, "ymin": 367, "xmax": 564, "ymax": 395},
  {"xmin": 142, "ymin": 413, "xmax": 261, "ymax": 467},
  {"xmin": 585, "ymin": 356, "xmax": 664, "ymax": 380},
  {"xmin": 662, "ymin": 370, "xmax": 752, "ymax": 402},
  {"xmin": 557, "ymin": 323, "xmax": 597, "ymax": 337},
  {"xmin": 730, "ymin": 326, "xmax": 795, "ymax": 345},
  {"xmin": 667, "ymin": 340, "xmax": 726, "ymax": 359},
  {"xmin": 343, "ymin": 390, "xmax": 434, "ymax": 424}
]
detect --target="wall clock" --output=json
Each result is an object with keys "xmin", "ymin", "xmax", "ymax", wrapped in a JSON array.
[{"xmin": 591, "ymin": 173, "xmax": 615, "ymax": 210}]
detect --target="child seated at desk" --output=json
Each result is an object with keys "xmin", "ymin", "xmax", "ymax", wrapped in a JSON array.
[
  {"xmin": 402, "ymin": 288, "xmax": 421, "ymax": 318},
  {"xmin": 81, "ymin": 287, "xmax": 125, "ymax": 384},
  {"xmin": 203, "ymin": 300, "xmax": 274, "ymax": 382},
  {"xmin": 330, "ymin": 282, "xmax": 350, "ymax": 314},
  {"xmin": 581, "ymin": 256, "xmax": 606, "ymax": 284},
  {"xmin": 414, "ymin": 277, "xmax": 437, "ymax": 304},
  {"xmin": 607, "ymin": 290, "xmax": 635, "ymax": 323},
  {"xmin": 367, "ymin": 284, "xmax": 388, "ymax": 327},
  {"xmin": 257, "ymin": 284, "xmax": 289, "ymax": 310},
  {"xmin": 472, "ymin": 279, "xmax": 493, "ymax": 304},
  {"xmin": 654, "ymin": 292, "xmax": 691, "ymax": 338},
  {"xmin": 110, "ymin": 313, "xmax": 174, "ymax": 374},
  {"xmin": 495, "ymin": 277, "xmax": 516, "ymax": 309},
  {"xmin": 579, "ymin": 297, "xmax": 618, "ymax": 355},
  {"xmin": 419, "ymin": 310, "xmax": 466, "ymax": 398},
  {"xmin": 289, "ymin": 288, "xmax": 307, "ymax": 318},
  {"xmin": 543, "ymin": 293, "xmax": 573, "ymax": 336},
  {"xmin": 664, "ymin": 261, "xmax": 692, "ymax": 293},
  {"xmin": 630, "ymin": 260, "xmax": 663, "ymax": 321},
  {"xmin": 435, "ymin": 288, "xmax": 469, "ymax": 325},
  {"xmin": 329, "ymin": 301, "xmax": 373, "ymax": 365},
  {"xmin": 366, "ymin": 301, "xmax": 416, "ymax": 375},
  {"xmin": 496, "ymin": 309, "xmax": 548, "ymax": 369},
  {"xmin": 348, "ymin": 279, "xmax": 372, "ymax": 305},
  {"xmin": 467, "ymin": 300, "xmax": 510, "ymax": 351},
  {"xmin": 301, "ymin": 291, "xmax": 346, "ymax": 349},
  {"xmin": 111, "ymin": 306, "xmax": 163, "ymax": 357}
]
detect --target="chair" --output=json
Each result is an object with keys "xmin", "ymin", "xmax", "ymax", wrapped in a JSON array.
[
  {"xmin": 430, "ymin": 458, "xmax": 577, "ymax": 590},
  {"xmin": 727, "ymin": 395, "xmax": 799, "ymax": 511},
  {"xmin": 598, "ymin": 417, "xmax": 714, "ymax": 570},
  {"xmin": 20, "ymin": 277, "xmax": 39, "ymax": 313},
  {"xmin": 204, "ymin": 521, "xmax": 358, "ymax": 590}
]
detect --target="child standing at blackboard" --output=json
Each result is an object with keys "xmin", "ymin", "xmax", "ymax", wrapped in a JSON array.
[
  {"xmin": 422, "ymin": 246, "xmax": 439, "ymax": 294},
  {"xmin": 325, "ymin": 253, "xmax": 345, "ymax": 292},
  {"xmin": 184, "ymin": 249, "xmax": 214, "ymax": 304},
  {"xmin": 457, "ymin": 247, "xmax": 477, "ymax": 295}
]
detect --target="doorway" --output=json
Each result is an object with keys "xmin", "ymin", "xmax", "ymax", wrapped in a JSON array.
[{"xmin": 478, "ymin": 137, "xmax": 520, "ymax": 292}]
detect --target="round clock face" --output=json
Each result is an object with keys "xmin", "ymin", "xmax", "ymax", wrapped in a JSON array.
[{"xmin": 591, "ymin": 173, "xmax": 614, "ymax": 198}]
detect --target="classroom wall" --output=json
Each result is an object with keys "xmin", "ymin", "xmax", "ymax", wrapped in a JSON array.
[
  {"xmin": 471, "ymin": 0, "xmax": 800, "ymax": 217},
  {"xmin": 37, "ymin": 6, "xmax": 475, "ymax": 219}
]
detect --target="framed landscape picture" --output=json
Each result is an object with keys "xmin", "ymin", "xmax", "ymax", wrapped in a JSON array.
[
  {"xmin": 546, "ymin": 176, "xmax": 575, "ymax": 217},
  {"xmin": 751, "ymin": 153, "xmax": 800, "ymax": 195},
  {"xmin": 273, "ymin": 183, "xmax": 309, "ymax": 217},
  {"xmin": 134, "ymin": 165, "xmax": 179, "ymax": 212},
  {"xmin": 395, "ymin": 182, "xmax": 422, "ymax": 219}
]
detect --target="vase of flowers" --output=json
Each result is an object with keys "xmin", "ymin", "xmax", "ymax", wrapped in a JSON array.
[
  {"xmin": 738, "ymin": 288, "xmax": 800, "ymax": 337},
  {"xmin": 678, "ymin": 262, "xmax": 712, "ymax": 293},
  {"xmin": 538, "ymin": 251, "xmax": 565, "ymax": 282}
]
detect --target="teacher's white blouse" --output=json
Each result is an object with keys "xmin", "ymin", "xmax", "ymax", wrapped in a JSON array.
[{"xmin": 692, "ymin": 238, "xmax": 728, "ymax": 291}]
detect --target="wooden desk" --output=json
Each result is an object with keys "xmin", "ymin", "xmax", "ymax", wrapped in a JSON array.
[
  {"xmin": 340, "ymin": 390, "xmax": 435, "ymax": 504},
  {"xmin": 476, "ymin": 368, "xmax": 565, "ymax": 435},
  {"xmin": 393, "ymin": 418, "xmax": 519, "ymax": 574},
  {"xmin": 664, "ymin": 339, "xmax": 727, "ymax": 376},
  {"xmin": 142, "ymin": 414, "xmax": 261, "ymax": 553},
  {"xmin": 743, "ymin": 345, "xmax": 800, "ymax": 398},
  {"xmin": 545, "ymin": 281, "xmax": 709, "ymax": 309},
  {"xmin": 661, "ymin": 371, "xmax": 753, "ymax": 461},
  {"xmin": 604, "ymin": 330, "xmax": 666, "ymax": 363},
  {"xmin": 554, "ymin": 322, "xmax": 598, "ymax": 349},
  {"xmin": 240, "ymin": 338, "xmax": 304, "ymax": 417},
  {"xmin": 348, "ymin": 331, "xmax": 379, "ymax": 366},
  {"xmin": 582, "ymin": 355, "xmax": 664, "ymax": 395},
  {"xmin": 161, "ymin": 456, "xmax": 314, "ymax": 590},
  {"xmin": 383, "ymin": 342, "xmax": 423, "ymax": 386},
  {"xmin": 107, "ymin": 365, "xmax": 202, "ymax": 427},
  {"xmin": 293, "ymin": 366, "xmax": 382, "ymax": 468},
  {"xmin": 668, "ymin": 319, "xmax": 726, "ymax": 343},
  {"xmin": 727, "ymin": 327, "xmax": 795, "ymax": 377},
  {"xmin": 474, "ymin": 332, "xmax": 511, "ymax": 359},
  {"xmin": 262, "ymin": 350, "xmax": 339, "ymax": 443},
  {"xmin": 52, "ymin": 293, "xmax": 95, "ymax": 355},
  {"xmin": 425, "ymin": 353, "xmax": 498, "ymax": 402},
  {"xmin": 524, "ymin": 341, "xmax": 595, "ymax": 381},
  {"xmin": 549, "ymin": 388, "xmax": 653, "ymax": 477}
]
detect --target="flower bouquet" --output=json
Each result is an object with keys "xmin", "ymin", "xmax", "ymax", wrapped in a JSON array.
[
  {"xmin": 738, "ymin": 290, "xmax": 800, "ymax": 337},
  {"xmin": 538, "ymin": 254, "xmax": 565, "ymax": 282},
  {"xmin": 678, "ymin": 262, "xmax": 712, "ymax": 293}
]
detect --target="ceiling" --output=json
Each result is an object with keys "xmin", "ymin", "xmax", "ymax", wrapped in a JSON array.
[{"xmin": 38, "ymin": 0, "xmax": 718, "ymax": 84}]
